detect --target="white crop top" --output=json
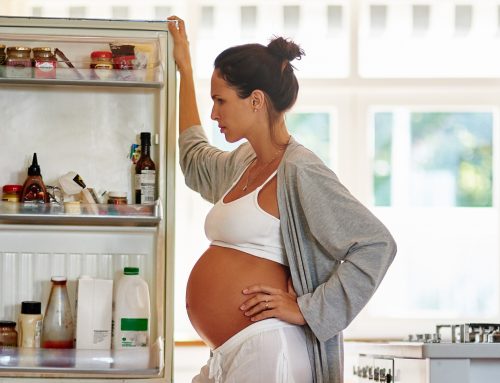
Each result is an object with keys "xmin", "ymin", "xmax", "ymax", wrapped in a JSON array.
[{"xmin": 204, "ymin": 166, "xmax": 288, "ymax": 266}]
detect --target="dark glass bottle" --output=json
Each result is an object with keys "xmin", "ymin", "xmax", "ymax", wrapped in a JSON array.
[
  {"xmin": 134, "ymin": 132, "xmax": 156, "ymax": 204},
  {"xmin": 21, "ymin": 153, "xmax": 49, "ymax": 203}
]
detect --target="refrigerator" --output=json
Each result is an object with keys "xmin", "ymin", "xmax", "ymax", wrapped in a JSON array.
[{"xmin": 0, "ymin": 16, "xmax": 176, "ymax": 382}]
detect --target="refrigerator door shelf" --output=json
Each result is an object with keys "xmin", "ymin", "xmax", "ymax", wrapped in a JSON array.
[
  {"xmin": 0, "ymin": 337, "xmax": 164, "ymax": 377},
  {"xmin": 0, "ymin": 201, "xmax": 161, "ymax": 227}
]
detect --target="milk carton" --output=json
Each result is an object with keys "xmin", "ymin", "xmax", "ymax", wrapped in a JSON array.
[
  {"xmin": 75, "ymin": 276, "xmax": 113, "ymax": 349},
  {"xmin": 112, "ymin": 267, "xmax": 150, "ymax": 349}
]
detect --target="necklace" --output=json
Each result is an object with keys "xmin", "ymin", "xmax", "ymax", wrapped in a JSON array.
[{"xmin": 242, "ymin": 151, "xmax": 282, "ymax": 191}]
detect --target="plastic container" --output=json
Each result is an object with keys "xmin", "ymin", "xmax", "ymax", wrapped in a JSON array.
[
  {"xmin": 41, "ymin": 276, "xmax": 75, "ymax": 349},
  {"xmin": 108, "ymin": 191, "xmax": 128, "ymax": 205},
  {"xmin": 113, "ymin": 267, "xmax": 150, "ymax": 349},
  {"xmin": 0, "ymin": 320, "xmax": 18, "ymax": 347},
  {"xmin": 18, "ymin": 301, "xmax": 43, "ymax": 348}
]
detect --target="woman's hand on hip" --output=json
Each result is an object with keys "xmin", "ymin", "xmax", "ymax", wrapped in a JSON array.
[
  {"xmin": 167, "ymin": 16, "xmax": 193, "ymax": 75},
  {"xmin": 240, "ymin": 278, "xmax": 306, "ymax": 325}
]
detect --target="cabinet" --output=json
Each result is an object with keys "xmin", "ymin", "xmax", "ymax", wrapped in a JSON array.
[{"xmin": 0, "ymin": 16, "xmax": 176, "ymax": 382}]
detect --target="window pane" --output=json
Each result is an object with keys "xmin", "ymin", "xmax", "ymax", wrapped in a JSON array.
[
  {"xmin": 283, "ymin": 5, "xmax": 300, "ymax": 33},
  {"xmin": 410, "ymin": 112, "xmax": 492, "ymax": 207},
  {"xmin": 373, "ymin": 113, "xmax": 393, "ymax": 206},
  {"xmin": 370, "ymin": 109, "xmax": 497, "ymax": 319},
  {"xmin": 287, "ymin": 113, "xmax": 331, "ymax": 167},
  {"xmin": 241, "ymin": 6, "xmax": 257, "ymax": 34}
]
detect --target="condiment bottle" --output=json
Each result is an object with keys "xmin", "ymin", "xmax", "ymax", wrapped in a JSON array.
[
  {"xmin": 112, "ymin": 267, "xmax": 150, "ymax": 349},
  {"xmin": 134, "ymin": 132, "xmax": 156, "ymax": 204},
  {"xmin": 41, "ymin": 276, "xmax": 74, "ymax": 349},
  {"xmin": 89, "ymin": 51, "xmax": 113, "ymax": 69},
  {"xmin": 21, "ymin": 153, "xmax": 49, "ymax": 203},
  {"xmin": 0, "ymin": 321, "xmax": 18, "ymax": 347},
  {"xmin": 18, "ymin": 301, "xmax": 43, "ymax": 348},
  {"xmin": 2, "ymin": 184, "xmax": 22, "ymax": 202}
]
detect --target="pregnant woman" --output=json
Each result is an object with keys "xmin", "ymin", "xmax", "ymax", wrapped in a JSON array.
[{"xmin": 168, "ymin": 16, "xmax": 397, "ymax": 383}]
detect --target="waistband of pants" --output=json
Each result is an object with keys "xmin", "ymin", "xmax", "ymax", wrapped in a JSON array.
[{"xmin": 213, "ymin": 318, "xmax": 299, "ymax": 356}]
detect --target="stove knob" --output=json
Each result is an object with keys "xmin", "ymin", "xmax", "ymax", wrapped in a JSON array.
[{"xmin": 386, "ymin": 368, "xmax": 393, "ymax": 383}]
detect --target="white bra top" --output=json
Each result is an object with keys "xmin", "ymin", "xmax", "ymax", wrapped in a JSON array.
[{"xmin": 204, "ymin": 165, "xmax": 287, "ymax": 266}]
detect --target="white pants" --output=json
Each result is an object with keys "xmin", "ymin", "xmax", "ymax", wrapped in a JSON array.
[{"xmin": 192, "ymin": 318, "xmax": 312, "ymax": 383}]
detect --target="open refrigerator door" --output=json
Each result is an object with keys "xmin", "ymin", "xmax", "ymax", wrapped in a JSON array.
[{"xmin": 0, "ymin": 16, "xmax": 176, "ymax": 382}]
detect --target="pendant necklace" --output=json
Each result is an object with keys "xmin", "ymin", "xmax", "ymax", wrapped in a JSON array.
[{"xmin": 242, "ymin": 151, "xmax": 282, "ymax": 191}]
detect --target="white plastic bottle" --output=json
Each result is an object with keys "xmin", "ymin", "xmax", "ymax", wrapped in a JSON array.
[{"xmin": 112, "ymin": 267, "xmax": 150, "ymax": 349}]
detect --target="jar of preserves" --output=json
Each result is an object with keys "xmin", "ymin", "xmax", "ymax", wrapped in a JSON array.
[
  {"xmin": 0, "ymin": 320, "xmax": 18, "ymax": 347},
  {"xmin": 33, "ymin": 47, "xmax": 56, "ymax": 79},
  {"xmin": 90, "ymin": 51, "xmax": 113, "ymax": 80},
  {"xmin": 2, "ymin": 184, "xmax": 22, "ymax": 202},
  {"xmin": 108, "ymin": 191, "xmax": 128, "ymax": 205},
  {"xmin": 5, "ymin": 46, "xmax": 32, "ymax": 78},
  {"xmin": 0, "ymin": 44, "xmax": 6, "ymax": 65}
]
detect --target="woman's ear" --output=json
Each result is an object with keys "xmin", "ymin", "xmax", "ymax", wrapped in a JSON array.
[{"xmin": 250, "ymin": 90, "xmax": 265, "ymax": 111}]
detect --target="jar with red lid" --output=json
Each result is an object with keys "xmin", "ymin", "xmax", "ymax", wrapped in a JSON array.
[
  {"xmin": 0, "ymin": 321, "xmax": 18, "ymax": 347},
  {"xmin": 2, "ymin": 184, "xmax": 22, "ymax": 202},
  {"xmin": 33, "ymin": 47, "xmax": 57, "ymax": 79},
  {"xmin": 108, "ymin": 191, "xmax": 128, "ymax": 205},
  {"xmin": 90, "ymin": 51, "xmax": 113, "ymax": 80}
]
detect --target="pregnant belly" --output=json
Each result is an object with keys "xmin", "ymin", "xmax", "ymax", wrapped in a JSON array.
[{"xmin": 186, "ymin": 245, "xmax": 289, "ymax": 349}]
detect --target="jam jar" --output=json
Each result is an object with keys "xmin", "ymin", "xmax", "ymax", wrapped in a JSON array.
[
  {"xmin": 108, "ymin": 191, "xmax": 128, "ymax": 205},
  {"xmin": 5, "ymin": 46, "xmax": 32, "ymax": 78},
  {"xmin": 2, "ymin": 184, "xmax": 22, "ymax": 202},
  {"xmin": 0, "ymin": 44, "xmax": 6, "ymax": 65},
  {"xmin": 33, "ymin": 47, "xmax": 57, "ymax": 79},
  {"xmin": 90, "ymin": 51, "xmax": 113, "ymax": 80},
  {"xmin": 0, "ymin": 320, "xmax": 18, "ymax": 347}
]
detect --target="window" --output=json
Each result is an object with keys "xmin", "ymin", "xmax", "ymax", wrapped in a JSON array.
[
  {"xmin": 327, "ymin": 5, "xmax": 343, "ymax": 36},
  {"xmin": 112, "ymin": 6, "xmax": 129, "ymax": 20},
  {"xmin": 283, "ymin": 5, "xmax": 300, "ymax": 34},
  {"xmin": 455, "ymin": 5, "xmax": 473, "ymax": 35},
  {"xmin": 154, "ymin": 6, "xmax": 172, "ymax": 20},
  {"xmin": 241, "ymin": 6, "xmax": 257, "ymax": 37},
  {"xmin": 69, "ymin": 6, "xmax": 86, "ymax": 18},
  {"xmin": 369, "ymin": 108, "xmax": 497, "ymax": 319},
  {"xmin": 370, "ymin": 5, "xmax": 387, "ymax": 34},
  {"xmin": 412, "ymin": 5, "xmax": 430, "ymax": 34},
  {"xmin": 200, "ymin": 6, "xmax": 215, "ymax": 32}
]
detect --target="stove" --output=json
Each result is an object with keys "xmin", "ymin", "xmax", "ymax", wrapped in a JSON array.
[{"xmin": 349, "ymin": 323, "xmax": 500, "ymax": 383}]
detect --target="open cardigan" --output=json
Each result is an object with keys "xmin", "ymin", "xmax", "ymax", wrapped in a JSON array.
[{"xmin": 179, "ymin": 125, "xmax": 397, "ymax": 383}]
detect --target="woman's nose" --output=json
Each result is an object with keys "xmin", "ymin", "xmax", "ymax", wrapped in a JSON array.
[{"xmin": 211, "ymin": 105, "xmax": 217, "ymax": 121}]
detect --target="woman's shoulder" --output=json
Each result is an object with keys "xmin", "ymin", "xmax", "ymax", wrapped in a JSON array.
[{"xmin": 283, "ymin": 138, "xmax": 330, "ymax": 172}]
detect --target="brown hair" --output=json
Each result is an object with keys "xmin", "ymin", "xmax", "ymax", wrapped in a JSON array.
[{"xmin": 214, "ymin": 36, "xmax": 305, "ymax": 138}]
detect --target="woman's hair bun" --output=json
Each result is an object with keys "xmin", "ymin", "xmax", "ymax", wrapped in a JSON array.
[{"xmin": 267, "ymin": 36, "xmax": 305, "ymax": 62}]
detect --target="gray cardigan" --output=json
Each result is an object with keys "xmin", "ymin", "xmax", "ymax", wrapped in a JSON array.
[{"xmin": 179, "ymin": 125, "xmax": 397, "ymax": 383}]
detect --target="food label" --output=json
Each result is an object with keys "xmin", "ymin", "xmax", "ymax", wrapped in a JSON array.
[{"xmin": 135, "ymin": 170, "xmax": 156, "ymax": 204}]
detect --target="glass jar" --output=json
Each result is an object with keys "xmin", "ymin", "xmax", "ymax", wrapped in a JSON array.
[
  {"xmin": 0, "ymin": 44, "xmax": 6, "ymax": 65},
  {"xmin": 90, "ymin": 51, "xmax": 113, "ymax": 69},
  {"xmin": 0, "ymin": 320, "xmax": 18, "ymax": 347},
  {"xmin": 108, "ymin": 191, "xmax": 128, "ymax": 205},
  {"xmin": 33, "ymin": 47, "xmax": 56, "ymax": 79},
  {"xmin": 2, "ymin": 184, "xmax": 22, "ymax": 202},
  {"xmin": 5, "ymin": 46, "xmax": 32, "ymax": 78}
]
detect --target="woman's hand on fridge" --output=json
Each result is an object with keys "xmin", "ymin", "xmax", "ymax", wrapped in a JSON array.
[
  {"xmin": 167, "ymin": 16, "xmax": 193, "ymax": 75},
  {"xmin": 240, "ymin": 278, "xmax": 306, "ymax": 325}
]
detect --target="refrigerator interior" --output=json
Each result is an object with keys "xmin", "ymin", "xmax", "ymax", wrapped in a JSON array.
[{"xmin": 0, "ymin": 17, "xmax": 176, "ymax": 382}]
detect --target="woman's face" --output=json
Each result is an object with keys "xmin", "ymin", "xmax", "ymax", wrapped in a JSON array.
[{"xmin": 210, "ymin": 69, "xmax": 254, "ymax": 143}]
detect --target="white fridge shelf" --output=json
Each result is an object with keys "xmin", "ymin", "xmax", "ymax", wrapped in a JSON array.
[
  {"xmin": 0, "ymin": 201, "xmax": 162, "ymax": 226},
  {"xmin": 0, "ymin": 341, "xmax": 163, "ymax": 378}
]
